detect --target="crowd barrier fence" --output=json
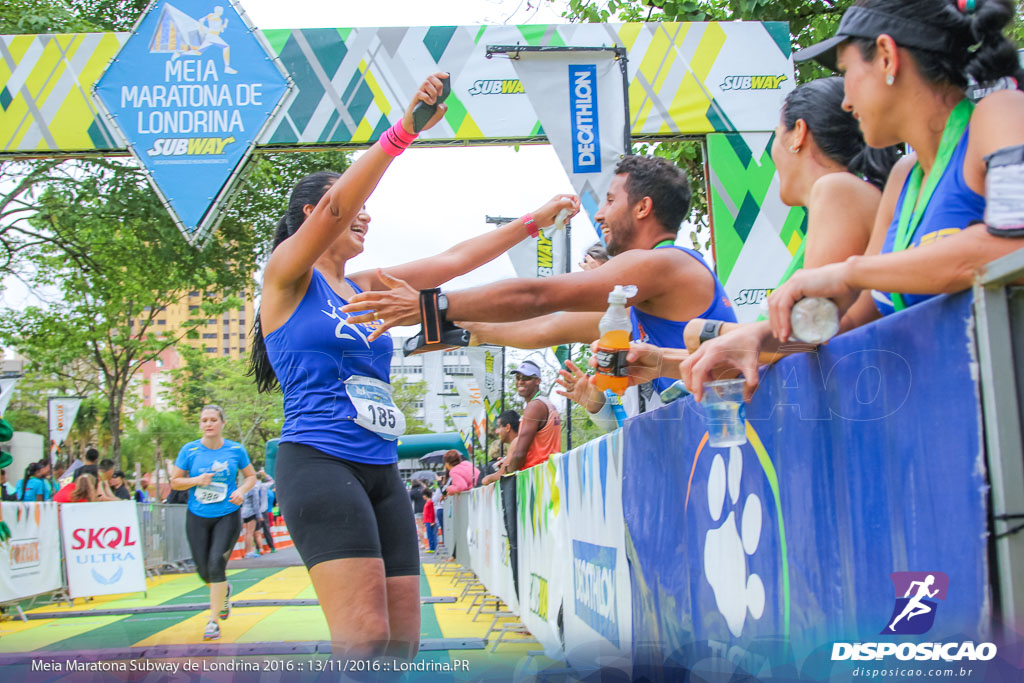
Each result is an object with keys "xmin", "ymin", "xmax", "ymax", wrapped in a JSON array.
[{"xmin": 449, "ymin": 289, "xmax": 1023, "ymax": 679}]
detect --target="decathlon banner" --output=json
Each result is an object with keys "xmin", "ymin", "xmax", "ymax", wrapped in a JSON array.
[
  {"xmin": 516, "ymin": 455, "xmax": 568, "ymax": 659},
  {"xmin": 47, "ymin": 396, "xmax": 83, "ymax": 453},
  {"xmin": 561, "ymin": 430, "xmax": 631, "ymax": 673},
  {"xmin": 0, "ymin": 377, "xmax": 19, "ymax": 416},
  {"xmin": 511, "ymin": 50, "xmax": 628, "ymax": 232},
  {"xmin": 622, "ymin": 291, "xmax": 990, "ymax": 678},
  {"xmin": 468, "ymin": 346, "xmax": 503, "ymax": 424},
  {"xmin": 0, "ymin": 502, "xmax": 63, "ymax": 603},
  {"xmin": 60, "ymin": 501, "xmax": 147, "ymax": 599}
]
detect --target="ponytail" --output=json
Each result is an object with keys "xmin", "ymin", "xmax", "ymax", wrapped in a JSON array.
[
  {"xmin": 248, "ymin": 171, "xmax": 341, "ymax": 394},
  {"xmin": 965, "ymin": 0, "xmax": 1024, "ymax": 88},
  {"xmin": 781, "ymin": 77, "xmax": 901, "ymax": 190},
  {"xmin": 20, "ymin": 462, "xmax": 40, "ymax": 501}
]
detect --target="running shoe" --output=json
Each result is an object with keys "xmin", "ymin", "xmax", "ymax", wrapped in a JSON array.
[
  {"xmin": 219, "ymin": 583, "xmax": 231, "ymax": 620},
  {"xmin": 203, "ymin": 620, "xmax": 221, "ymax": 641},
  {"xmin": 243, "ymin": 552, "xmax": 258, "ymax": 559}
]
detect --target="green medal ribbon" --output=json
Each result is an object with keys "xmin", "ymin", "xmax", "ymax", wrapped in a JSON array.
[
  {"xmin": 654, "ymin": 239, "xmax": 676, "ymax": 249},
  {"xmin": 889, "ymin": 99, "xmax": 974, "ymax": 312}
]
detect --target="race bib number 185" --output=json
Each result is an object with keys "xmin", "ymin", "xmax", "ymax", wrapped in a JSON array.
[{"xmin": 344, "ymin": 375, "xmax": 406, "ymax": 441}]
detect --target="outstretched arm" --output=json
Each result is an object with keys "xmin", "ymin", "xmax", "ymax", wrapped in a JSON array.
[
  {"xmin": 262, "ymin": 74, "xmax": 449, "ymax": 299},
  {"xmin": 350, "ymin": 195, "xmax": 580, "ymax": 292},
  {"xmin": 462, "ymin": 312, "xmax": 602, "ymax": 349}
]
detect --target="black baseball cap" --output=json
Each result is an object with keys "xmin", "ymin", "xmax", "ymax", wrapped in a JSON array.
[{"xmin": 795, "ymin": 6, "xmax": 967, "ymax": 71}]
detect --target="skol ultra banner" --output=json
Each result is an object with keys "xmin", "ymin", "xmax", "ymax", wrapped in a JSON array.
[
  {"xmin": 0, "ymin": 502, "xmax": 62, "ymax": 603},
  {"xmin": 60, "ymin": 501, "xmax": 147, "ymax": 599}
]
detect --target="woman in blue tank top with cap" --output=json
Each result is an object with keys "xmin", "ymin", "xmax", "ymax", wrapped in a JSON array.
[
  {"xmin": 247, "ymin": 73, "xmax": 578, "ymax": 659},
  {"xmin": 766, "ymin": 0, "xmax": 1024, "ymax": 341}
]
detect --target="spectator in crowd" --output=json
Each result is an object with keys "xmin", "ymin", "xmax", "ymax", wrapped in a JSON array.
[
  {"xmin": 55, "ymin": 473, "xmax": 99, "ymax": 503},
  {"xmin": 74, "ymin": 447, "xmax": 100, "ymax": 481},
  {"xmin": 442, "ymin": 450, "xmax": 479, "ymax": 494},
  {"xmin": 422, "ymin": 488, "xmax": 437, "ymax": 553},
  {"xmin": 241, "ymin": 485, "xmax": 264, "ymax": 558},
  {"xmin": 256, "ymin": 473, "xmax": 276, "ymax": 554},
  {"xmin": 110, "ymin": 470, "xmax": 131, "ymax": 500},
  {"xmin": 95, "ymin": 459, "xmax": 119, "ymax": 501},
  {"xmin": 503, "ymin": 362, "xmax": 560, "ymax": 475},
  {"xmin": 135, "ymin": 477, "xmax": 150, "ymax": 503},
  {"xmin": 431, "ymin": 483, "xmax": 444, "ymax": 545},
  {"xmin": 16, "ymin": 461, "xmax": 51, "ymax": 501},
  {"xmin": 579, "ymin": 241, "xmax": 609, "ymax": 271},
  {"xmin": 52, "ymin": 476, "xmax": 75, "ymax": 502},
  {"xmin": 51, "ymin": 462, "xmax": 68, "ymax": 490},
  {"xmin": 1, "ymin": 467, "xmax": 16, "ymax": 501},
  {"xmin": 409, "ymin": 478, "xmax": 428, "ymax": 551},
  {"xmin": 481, "ymin": 410, "xmax": 519, "ymax": 486}
]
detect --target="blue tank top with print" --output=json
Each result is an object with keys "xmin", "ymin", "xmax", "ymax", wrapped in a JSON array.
[
  {"xmin": 630, "ymin": 245, "xmax": 738, "ymax": 393},
  {"xmin": 873, "ymin": 129, "xmax": 985, "ymax": 316},
  {"xmin": 265, "ymin": 269, "xmax": 397, "ymax": 465}
]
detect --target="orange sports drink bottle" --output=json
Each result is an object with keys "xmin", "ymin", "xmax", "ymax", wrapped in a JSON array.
[{"xmin": 593, "ymin": 285, "xmax": 632, "ymax": 395}]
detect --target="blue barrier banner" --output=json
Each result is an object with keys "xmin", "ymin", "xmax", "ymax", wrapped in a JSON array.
[{"xmin": 623, "ymin": 292, "xmax": 996, "ymax": 680}]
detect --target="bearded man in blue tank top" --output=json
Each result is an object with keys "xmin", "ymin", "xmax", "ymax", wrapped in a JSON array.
[{"xmin": 342, "ymin": 155, "xmax": 737, "ymax": 420}]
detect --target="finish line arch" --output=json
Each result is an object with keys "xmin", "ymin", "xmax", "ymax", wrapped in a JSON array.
[{"xmin": 0, "ymin": 15, "xmax": 803, "ymax": 322}]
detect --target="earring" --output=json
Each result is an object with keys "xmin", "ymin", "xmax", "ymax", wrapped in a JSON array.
[
  {"xmin": 790, "ymin": 146, "xmax": 800, "ymax": 154},
  {"xmin": 886, "ymin": 74, "xmax": 895, "ymax": 86}
]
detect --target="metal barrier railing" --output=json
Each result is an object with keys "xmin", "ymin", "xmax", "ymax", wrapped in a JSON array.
[
  {"xmin": 974, "ymin": 247, "xmax": 1024, "ymax": 635},
  {"xmin": 136, "ymin": 503, "xmax": 191, "ymax": 575}
]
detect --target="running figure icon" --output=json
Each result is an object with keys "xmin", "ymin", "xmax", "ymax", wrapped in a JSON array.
[{"xmin": 888, "ymin": 574, "xmax": 939, "ymax": 632}]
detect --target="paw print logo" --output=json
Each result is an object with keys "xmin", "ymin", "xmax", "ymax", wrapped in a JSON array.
[{"xmin": 703, "ymin": 446, "xmax": 765, "ymax": 637}]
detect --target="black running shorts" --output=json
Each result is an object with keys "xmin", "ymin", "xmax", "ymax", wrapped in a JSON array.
[{"xmin": 275, "ymin": 441, "xmax": 419, "ymax": 576}]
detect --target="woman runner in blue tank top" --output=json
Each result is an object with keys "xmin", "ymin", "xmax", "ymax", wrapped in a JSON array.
[
  {"xmin": 766, "ymin": 0, "xmax": 1024, "ymax": 343},
  {"xmin": 248, "ymin": 73, "xmax": 579, "ymax": 660}
]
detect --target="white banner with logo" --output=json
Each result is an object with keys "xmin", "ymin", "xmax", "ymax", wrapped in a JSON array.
[
  {"xmin": 48, "ymin": 396, "xmax": 83, "ymax": 449},
  {"xmin": 0, "ymin": 502, "xmax": 63, "ymax": 603},
  {"xmin": 466, "ymin": 481, "xmax": 518, "ymax": 614},
  {"xmin": 506, "ymin": 223, "xmax": 569, "ymax": 280},
  {"xmin": 512, "ymin": 50, "xmax": 629, "ymax": 232},
  {"xmin": 455, "ymin": 377, "xmax": 486, "ymax": 443},
  {"xmin": 517, "ymin": 453, "xmax": 569, "ymax": 659},
  {"xmin": 442, "ymin": 393, "xmax": 473, "ymax": 443},
  {"xmin": 60, "ymin": 501, "xmax": 147, "ymax": 599},
  {"xmin": 468, "ymin": 346, "xmax": 503, "ymax": 424},
  {"xmin": 0, "ymin": 377, "xmax": 20, "ymax": 416},
  {"xmin": 561, "ymin": 430, "xmax": 631, "ymax": 672}
]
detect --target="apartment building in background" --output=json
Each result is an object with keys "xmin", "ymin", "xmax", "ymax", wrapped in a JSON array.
[{"xmin": 390, "ymin": 338, "xmax": 475, "ymax": 433}]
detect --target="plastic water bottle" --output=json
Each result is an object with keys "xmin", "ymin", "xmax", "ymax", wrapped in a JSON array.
[
  {"xmin": 593, "ymin": 285, "xmax": 632, "ymax": 395},
  {"xmin": 790, "ymin": 297, "xmax": 840, "ymax": 344}
]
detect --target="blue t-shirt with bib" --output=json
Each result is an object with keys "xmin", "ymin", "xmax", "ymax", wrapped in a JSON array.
[
  {"xmin": 174, "ymin": 439, "xmax": 251, "ymax": 518},
  {"xmin": 264, "ymin": 269, "xmax": 398, "ymax": 465},
  {"xmin": 630, "ymin": 245, "xmax": 738, "ymax": 394},
  {"xmin": 873, "ymin": 129, "xmax": 985, "ymax": 316}
]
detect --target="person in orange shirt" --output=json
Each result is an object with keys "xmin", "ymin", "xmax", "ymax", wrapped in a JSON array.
[{"xmin": 502, "ymin": 360, "xmax": 561, "ymax": 475}]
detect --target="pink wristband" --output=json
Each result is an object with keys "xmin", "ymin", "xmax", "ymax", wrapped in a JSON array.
[
  {"xmin": 379, "ymin": 120, "xmax": 418, "ymax": 157},
  {"xmin": 522, "ymin": 213, "xmax": 539, "ymax": 238}
]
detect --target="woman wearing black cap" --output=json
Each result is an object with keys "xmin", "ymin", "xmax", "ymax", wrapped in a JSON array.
[{"xmin": 763, "ymin": 0, "xmax": 1024, "ymax": 341}]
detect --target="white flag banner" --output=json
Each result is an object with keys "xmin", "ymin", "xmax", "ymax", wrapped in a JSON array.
[
  {"xmin": 0, "ymin": 502, "xmax": 63, "ymax": 603},
  {"xmin": 443, "ymin": 393, "xmax": 473, "ymax": 439},
  {"xmin": 506, "ymin": 222, "xmax": 568, "ymax": 279},
  {"xmin": 0, "ymin": 377, "xmax": 19, "ymax": 416},
  {"xmin": 48, "ymin": 396, "xmax": 83, "ymax": 447},
  {"xmin": 511, "ymin": 50, "xmax": 629, "ymax": 233},
  {"xmin": 468, "ymin": 347, "xmax": 503, "ymax": 422},
  {"xmin": 60, "ymin": 501, "xmax": 147, "ymax": 599},
  {"xmin": 455, "ymin": 377, "xmax": 486, "ymax": 443}
]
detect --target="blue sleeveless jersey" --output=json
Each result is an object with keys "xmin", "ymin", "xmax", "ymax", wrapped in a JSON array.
[
  {"xmin": 265, "ymin": 269, "xmax": 397, "ymax": 465},
  {"xmin": 630, "ymin": 245, "xmax": 737, "ymax": 393},
  {"xmin": 873, "ymin": 129, "xmax": 985, "ymax": 316}
]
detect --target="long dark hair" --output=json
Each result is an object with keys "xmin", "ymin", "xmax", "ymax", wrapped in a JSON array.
[
  {"xmin": 781, "ymin": 77, "xmax": 901, "ymax": 190},
  {"xmin": 248, "ymin": 171, "xmax": 341, "ymax": 393},
  {"xmin": 853, "ymin": 0, "xmax": 1023, "ymax": 90},
  {"xmin": 20, "ymin": 461, "xmax": 41, "ymax": 501}
]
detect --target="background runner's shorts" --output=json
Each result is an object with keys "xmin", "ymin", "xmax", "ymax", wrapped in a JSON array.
[{"xmin": 274, "ymin": 441, "xmax": 419, "ymax": 576}]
